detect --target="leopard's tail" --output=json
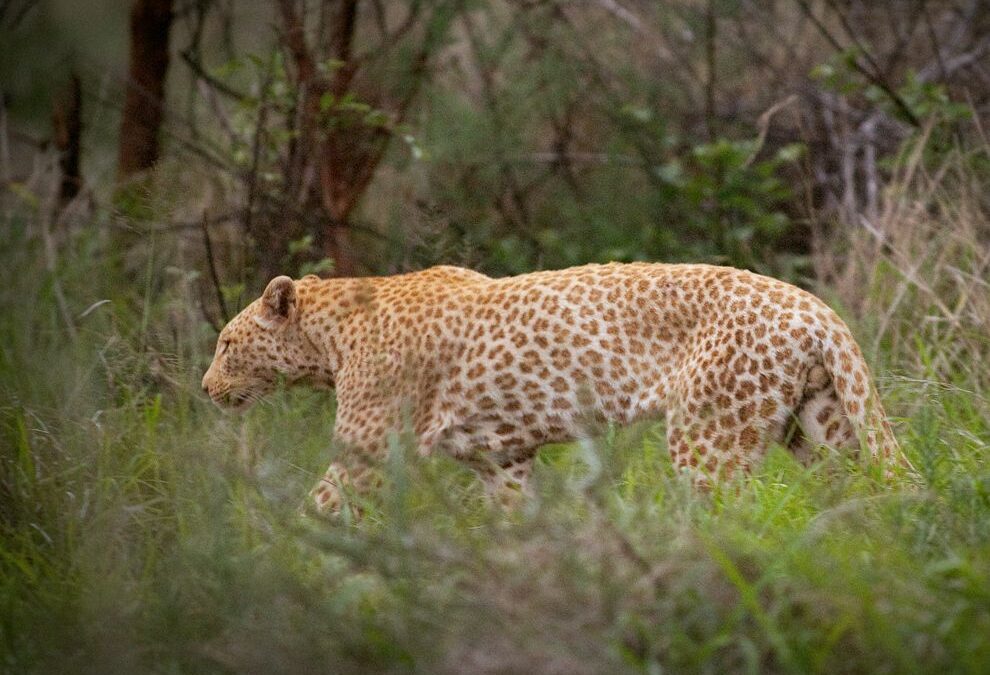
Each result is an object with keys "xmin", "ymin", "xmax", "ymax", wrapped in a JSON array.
[{"xmin": 817, "ymin": 322, "xmax": 911, "ymax": 473}]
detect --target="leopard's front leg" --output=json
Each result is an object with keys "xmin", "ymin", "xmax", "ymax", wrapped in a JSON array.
[
  {"xmin": 308, "ymin": 377, "xmax": 399, "ymax": 515},
  {"xmin": 310, "ymin": 456, "xmax": 385, "ymax": 516},
  {"xmin": 311, "ymin": 462, "xmax": 346, "ymax": 514},
  {"xmin": 310, "ymin": 353, "xmax": 446, "ymax": 515},
  {"xmin": 458, "ymin": 449, "xmax": 536, "ymax": 510},
  {"xmin": 309, "ymin": 429, "xmax": 390, "ymax": 516}
]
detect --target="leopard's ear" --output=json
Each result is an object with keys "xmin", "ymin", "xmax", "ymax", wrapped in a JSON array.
[{"xmin": 257, "ymin": 276, "xmax": 296, "ymax": 327}]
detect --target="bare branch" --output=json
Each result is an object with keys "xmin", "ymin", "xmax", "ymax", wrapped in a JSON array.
[
  {"xmin": 201, "ymin": 210, "xmax": 230, "ymax": 323},
  {"xmin": 792, "ymin": 0, "xmax": 921, "ymax": 127},
  {"xmin": 180, "ymin": 49, "xmax": 248, "ymax": 100}
]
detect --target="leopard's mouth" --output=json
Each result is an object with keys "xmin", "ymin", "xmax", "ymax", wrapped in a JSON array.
[
  {"xmin": 210, "ymin": 390, "xmax": 256, "ymax": 411},
  {"xmin": 228, "ymin": 392, "xmax": 252, "ymax": 408}
]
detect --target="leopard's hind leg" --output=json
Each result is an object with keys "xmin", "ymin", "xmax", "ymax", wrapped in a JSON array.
[
  {"xmin": 460, "ymin": 451, "xmax": 535, "ymax": 509},
  {"xmin": 789, "ymin": 365, "xmax": 855, "ymax": 464}
]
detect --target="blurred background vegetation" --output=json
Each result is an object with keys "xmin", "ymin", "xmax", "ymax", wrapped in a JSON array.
[
  {"xmin": 1, "ymin": 0, "xmax": 989, "ymax": 672},
  {"xmin": 4, "ymin": 0, "xmax": 987, "ymax": 290}
]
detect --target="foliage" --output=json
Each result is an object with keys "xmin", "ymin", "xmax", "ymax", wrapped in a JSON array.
[
  {"xmin": 2, "ymin": 1, "xmax": 990, "ymax": 671},
  {"xmin": 2, "ymin": 135, "xmax": 990, "ymax": 672},
  {"xmin": 211, "ymin": 44, "xmax": 802, "ymax": 278}
]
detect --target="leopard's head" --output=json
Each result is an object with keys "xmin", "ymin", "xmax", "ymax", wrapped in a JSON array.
[{"xmin": 202, "ymin": 276, "xmax": 315, "ymax": 410}]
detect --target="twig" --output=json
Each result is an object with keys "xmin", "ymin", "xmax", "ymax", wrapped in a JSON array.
[
  {"xmin": 917, "ymin": 37, "xmax": 990, "ymax": 83},
  {"xmin": 462, "ymin": 9, "xmax": 537, "ymax": 233},
  {"xmin": 180, "ymin": 49, "xmax": 247, "ymax": 100},
  {"xmin": 243, "ymin": 67, "xmax": 271, "ymax": 240},
  {"xmin": 178, "ymin": 0, "xmax": 210, "ymax": 142},
  {"xmin": 197, "ymin": 78, "xmax": 236, "ymax": 142},
  {"xmin": 277, "ymin": 0, "xmax": 316, "ymax": 84},
  {"xmin": 545, "ymin": 2, "xmax": 669, "ymax": 196},
  {"xmin": 356, "ymin": 1, "xmax": 424, "ymax": 60},
  {"xmin": 370, "ymin": 0, "xmax": 388, "ymax": 40},
  {"xmin": 586, "ymin": 0, "xmax": 701, "ymax": 107},
  {"xmin": 83, "ymin": 84, "xmax": 234, "ymax": 173},
  {"xmin": 201, "ymin": 210, "xmax": 230, "ymax": 323},
  {"xmin": 743, "ymin": 94, "xmax": 798, "ymax": 168},
  {"xmin": 513, "ymin": 151, "xmax": 638, "ymax": 165},
  {"xmin": 792, "ymin": 0, "xmax": 921, "ymax": 128},
  {"xmin": 109, "ymin": 211, "xmax": 239, "ymax": 233}
]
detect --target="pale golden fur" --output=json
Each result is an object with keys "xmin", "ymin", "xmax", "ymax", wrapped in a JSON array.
[{"xmin": 202, "ymin": 263, "xmax": 902, "ymax": 512}]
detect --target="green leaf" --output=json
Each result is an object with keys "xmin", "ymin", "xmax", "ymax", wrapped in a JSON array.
[
  {"xmin": 287, "ymin": 235, "xmax": 314, "ymax": 256},
  {"xmin": 299, "ymin": 258, "xmax": 336, "ymax": 277}
]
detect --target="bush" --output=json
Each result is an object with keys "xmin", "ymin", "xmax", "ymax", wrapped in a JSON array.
[{"xmin": 1, "ymin": 128, "xmax": 989, "ymax": 672}]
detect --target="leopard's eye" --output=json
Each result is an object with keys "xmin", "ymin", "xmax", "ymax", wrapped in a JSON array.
[{"xmin": 219, "ymin": 339, "xmax": 230, "ymax": 355}]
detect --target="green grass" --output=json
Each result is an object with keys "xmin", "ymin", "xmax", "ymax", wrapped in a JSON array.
[{"xmin": 2, "ymin": 216, "xmax": 989, "ymax": 674}]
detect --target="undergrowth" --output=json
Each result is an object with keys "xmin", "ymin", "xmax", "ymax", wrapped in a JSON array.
[{"xmin": 2, "ymin": 149, "xmax": 989, "ymax": 673}]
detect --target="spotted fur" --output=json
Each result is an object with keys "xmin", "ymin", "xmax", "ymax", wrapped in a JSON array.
[{"xmin": 202, "ymin": 263, "xmax": 902, "ymax": 512}]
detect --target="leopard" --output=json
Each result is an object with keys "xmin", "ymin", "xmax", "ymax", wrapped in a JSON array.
[{"xmin": 201, "ymin": 262, "xmax": 904, "ymax": 513}]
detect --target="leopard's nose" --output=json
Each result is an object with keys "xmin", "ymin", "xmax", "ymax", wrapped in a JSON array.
[{"xmin": 201, "ymin": 375, "xmax": 210, "ymax": 394}]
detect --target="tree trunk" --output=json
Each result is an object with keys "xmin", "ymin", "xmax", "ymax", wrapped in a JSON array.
[
  {"xmin": 117, "ymin": 0, "xmax": 174, "ymax": 181},
  {"xmin": 52, "ymin": 71, "xmax": 83, "ymax": 206},
  {"xmin": 272, "ymin": 0, "xmax": 448, "ymax": 277},
  {"xmin": 277, "ymin": 0, "xmax": 361, "ymax": 277}
]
